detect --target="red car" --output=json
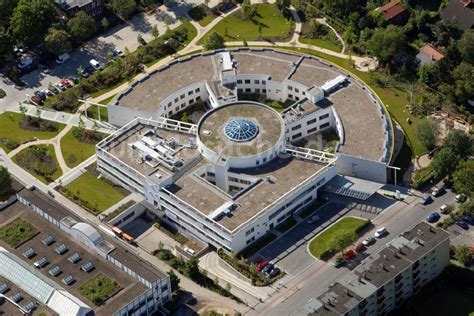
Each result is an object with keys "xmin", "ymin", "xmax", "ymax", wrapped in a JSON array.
[
  {"xmin": 60, "ymin": 78, "xmax": 72, "ymax": 87},
  {"xmin": 342, "ymin": 249, "xmax": 355, "ymax": 261},
  {"xmin": 30, "ymin": 95, "xmax": 42, "ymax": 105},
  {"xmin": 355, "ymin": 243, "xmax": 365, "ymax": 253},
  {"xmin": 256, "ymin": 260, "xmax": 269, "ymax": 271}
]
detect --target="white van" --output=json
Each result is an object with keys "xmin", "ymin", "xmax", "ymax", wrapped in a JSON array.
[
  {"xmin": 55, "ymin": 53, "xmax": 70, "ymax": 64},
  {"xmin": 89, "ymin": 59, "xmax": 102, "ymax": 70}
]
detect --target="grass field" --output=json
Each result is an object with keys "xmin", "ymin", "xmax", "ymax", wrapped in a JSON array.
[
  {"xmin": 0, "ymin": 219, "xmax": 38, "ymax": 247},
  {"xmin": 198, "ymin": 4, "xmax": 293, "ymax": 44},
  {"xmin": 299, "ymin": 36, "xmax": 342, "ymax": 53},
  {"xmin": 188, "ymin": 4, "xmax": 216, "ymax": 27},
  {"xmin": 64, "ymin": 171, "xmax": 128, "ymax": 213},
  {"xmin": 14, "ymin": 144, "xmax": 62, "ymax": 183},
  {"xmin": 60, "ymin": 128, "xmax": 100, "ymax": 168},
  {"xmin": 308, "ymin": 216, "xmax": 369, "ymax": 259},
  {"xmin": 264, "ymin": 99, "xmax": 295, "ymax": 112},
  {"xmin": 79, "ymin": 274, "xmax": 120, "ymax": 305},
  {"xmin": 0, "ymin": 112, "xmax": 64, "ymax": 153}
]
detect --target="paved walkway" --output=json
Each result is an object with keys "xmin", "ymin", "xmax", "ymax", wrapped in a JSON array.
[{"xmin": 315, "ymin": 17, "xmax": 346, "ymax": 53}]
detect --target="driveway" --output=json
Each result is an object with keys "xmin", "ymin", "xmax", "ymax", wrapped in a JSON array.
[{"xmin": 0, "ymin": 7, "xmax": 181, "ymax": 113}]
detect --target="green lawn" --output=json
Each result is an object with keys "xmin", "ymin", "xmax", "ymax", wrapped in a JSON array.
[
  {"xmin": 0, "ymin": 112, "xmax": 64, "ymax": 153},
  {"xmin": 198, "ymin": 4, "xmax": 294, "ymax": 44},
  {"xmin": 308, "ymin": 216, "xmax": 369, "ymax": 259},
  {"xmin": 264, "ymin": 99, "xmax": 295, "ymax": 112},
  {"xmin": 299, "ymin": 36, "xmax": 342, "ymax": 53},
  {"xmin": 78, "ymin": 274, "xmax": 120, "ymax": 305},
  {"xmin": 279, "ymin": 46, "xmax": 428, "ymax": 157},
  {"xmin": 64, "ymin": 171, "xmax": 128, "ymax": 214},
  {"xmin": 60, "ymin": 128, "xmax": 101, "ymax": 168},
  {"xmin": 86, "ymin": 105, "xmax": 108, "ymax": 121},
  {"xmin": 14, "ymin": 144, "xmax": 62, "ymax": 183},
  {"xmin": 188, "ymin": 4, "xmax": 216, "ymax": 27},
  {"xmin": 0, "ymin": 219, "xmax": 38, "ymax": 247}
]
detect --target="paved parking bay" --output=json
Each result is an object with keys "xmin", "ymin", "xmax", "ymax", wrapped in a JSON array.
[{"xmin": 0, "ymin": 7, "xmax": 181, "ymax": 113}]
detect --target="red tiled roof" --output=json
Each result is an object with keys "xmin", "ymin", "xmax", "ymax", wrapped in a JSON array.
[
  {"xmin": 419, "ymin": 44, "xmax": 444, "ymax": 61},
  {"xmin": 376, "ymin": 0, "xmax": 408, "ymax": 20}
]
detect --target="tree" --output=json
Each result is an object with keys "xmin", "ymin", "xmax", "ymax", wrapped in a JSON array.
[
  {"xmin": 319, "ymin": 0, "xmax": 360, "ymax": 19},
  {"xmin": 275, "ymin": 0, "xmax": 290, "ymax": 13},
  {"xmin": 67, "ymin": 11, "xmax": 97, "ymax": 41},
  {"xmin": 415, "ymin": 118, "xmax": 439, "ymax": 150},
  {"xmin": 110, "ymin": 0, "xmax": 137, "ymax": 20},
  {"xmin": 0, "ymin": 0, "xmax": 19, "ymax": 28},
  {"xmin": 366, "ymin": 25, "xmax": 407, "ymax": 64},
  {"xmin": 101, "ymin": 17, "xmax": 110, "ymax": 30},
  {"xmin": 167, "ymin": 270, "xmax": 180, "ymax": 292},
  {"xmin": 203, "ymin": 32, "xmax": 225, "ymax": 50},
  {"xmin": 242, "ymin": 0, "xmax": 256, "ymax": 19},
  {"xmin": 0, "ymin": 166, "xmax": 12, "ymax": 197},
  {"xmin": 44, "ymin": 28, "xmax": 72, "ymax": 55},
  {"xmin": 151, "ymin": 24, "xmax": 159, "ymax": 39},
  {"xmin": 330, "ymin": 230, "xmax": 357, "ymax": 254},
  {"xmin": 459, "ymin": 29, "xmax": 474, "ymax": 64},
  {"xmin": 184, "ymin": 257, "xmax": 201, "ymax": 280},
  {"xmin": 453, "ymin": 160, "xmax": 474, "ymax": 197},
  {"xmin": 10, "ymin": 0, "xmax": 56, "ymax": 46},
  {"xmin": 443, "ymin": 130, "xmax": 473, "ymax": 159},
  {"xmin": 0, "ymin": 27, "xmax": 13, "ymax": 59},
  {"xmin": 452, "ymin": 62, "xmax": 474, "ymax": 104},
  {"xmin": 453, "ymin": 245, "xmax": 472, "ymax": 266},
  {"xmin": 431, "ymin": 148, "xmax": 458, "ymax": 180}
]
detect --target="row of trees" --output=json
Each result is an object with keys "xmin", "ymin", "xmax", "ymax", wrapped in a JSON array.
[{"xmin": 0, "ymin": 167, "xmax": 12, "ymax": 198}]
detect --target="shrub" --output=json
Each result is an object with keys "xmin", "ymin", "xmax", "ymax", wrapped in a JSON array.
[{"xmin": 0, "ymin": 88, "xmax": 6, "ymax": 98}]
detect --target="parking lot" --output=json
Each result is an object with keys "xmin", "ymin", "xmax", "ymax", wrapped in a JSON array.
[{"xmin": 0, "ymin": 7, "xmax": 181, "ymax": 113}]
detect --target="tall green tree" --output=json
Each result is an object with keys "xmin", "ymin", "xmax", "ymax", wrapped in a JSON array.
[
  {"xmin": 443, "ymin": 130, "xmax": 473, "ymax": 159},
  {"xmin": 431, "ymin": 148, "xmax": 458, "ymax": 180},
  {"xmin": 10, "ymin": 0, "xmax": 56, "ymax": 46},
  {"xmin": 452, "ymin": 62, "xmax": 474, "ymax": 104},
  {"xmin": 0, "ymin": 27, "xmax": 13, "ymax": 59},
  {"xmin": 415, "ymin": 118, "xmax": 439, "ymax": 150},
  {"xmin": 44, "ymin": 28, "xmax": 72, "ymax": 55},
  {"xmin": 366, "ymin": 25, "xmax": 407, "ymax": 64},
  {"xmin": 67, "ymin": 11, "xmax": 96, "ymax": 41},
  {"xmin": 459, "ymin": 30, "xmax": 474, "ymax": 64},
  {"xmin": 0, "ymin": 166, "xmax": 12, "ymax": 197},
  {"xmin": 0, "ymin": 0, "xmax": 19, "ymax": 27},
  {"xmin": 320, "ymin": 0, "xmax": 360, "ymax": 19},
  {"xmin": 275, "ymin": 0, "xmax": 290, "ymax": 13},
  {"xmin": 203, "ymin": 32, "xmax": 224, "ymax": 50},
  {"xmin": 453, "ymin": 160, "xmax": 474, "ymax": 197},
  {"xmin": 109, "ymin": 0, "xmax": 137, "ymax": 20},
  {"xmin": 167, "ymin": 269, "xmax": 180, "ymax": 292}
]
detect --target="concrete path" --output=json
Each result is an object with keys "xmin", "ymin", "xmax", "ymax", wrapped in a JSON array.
[{"xmin": 315, "ymin": 17, "xmax": 346, "ymax": 53}]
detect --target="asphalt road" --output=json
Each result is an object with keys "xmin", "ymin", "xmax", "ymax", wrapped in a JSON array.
[{"xmin": 251, "ymin": 189, "xmax": 457, "ymax": 316}]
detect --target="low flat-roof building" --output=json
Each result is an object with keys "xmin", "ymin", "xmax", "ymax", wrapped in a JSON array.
[
  {"xmin": 308, "ymin": 222, "xmax": 450, "ymax": 315},
  {"xmin": 55, "ymin": 0, "xmax": 105, "ymax": 19},
  {"xmin": 0, "ymin": 187, "xmax": 172, "ymax": 316}
]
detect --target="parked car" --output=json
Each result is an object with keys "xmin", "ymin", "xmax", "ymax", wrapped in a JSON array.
[
  {"xmin": 355, "ymin": 243, "xmax": 365, "ymax": 253},
  {"xmin": 30, "ymin": 95, "xmax": 42, "ymax": 105},
  {"xmin": 68, "ymin": 76, "xmax": 79, "ymax": 84},
  {"xmin": 18, "ymin": 56, "xmax": 33, "ymax": 69},
  {"xmin": 362, "ymin": 236, "xmax": 376, "ymax": 246},
  {"xmin": 50, "ymin": 86, "xmax": 60, "ymax": 94},
  {"xmin": 420, "ymin": 195, "xmax": 432, "ymax": 205},
  {"xmin": 463, "ymin": 215, "xmax": 474, "ymax": 225},
  {"xmin": 455, "ymin": 221, "xmax": 469, "ymax": 230},
  {"xmin": 431, "ymin": 186, "xmax": 444, "ymax": 197},
  {"xmin": 34, "ymin": 90, "xmax": 46, "ymax": 101},
  {"xmin": 81, "ymin": 67, "xmax": 93, "ymax": 78},
  {"xmin": 374, "ymin": 227, "xmax": 387, "ymax": 238},
  {"xmin": 266, "ymin": 267, "xmax": 280, "ymax": 278},
  {"xmin": 138, "ymin": 36, "xmax": 147, "ymax": 46},
  {"xmin": 60, "ymin": 78, "xmax": 71, "ymax": 87},
  {"xmin": 89, "ymin": 59, "xmax": 102, "ymax": 70},
  {"xmin": 55, "ymin": 53, "xmax": 70, "ymax": 64},
  {"xmin": 42, "ymin": 89, "xmax": 53, "ymax": 96},
  {"xmin": 455, "ymin": 194, "xmax": 467, "ymax": 203},
  {"xmin": 342, "ymin": 249, "xmax": 355, "ymax": 260},
  {"xmin": 113, "ymin": 48, "xmax": 125, "ymax": 58},
  {"xmin": 307, "ymin": 215, "xmax": 320, "ymax": 224},
  {"xmin": 54, "ymin": 82, "xmax": 65, "ymax": 90},
  {"xmin": 333, "ymin": 257, "xmax": 344, "ymax": 268},
  {"xmin": 256, "ymin": 260, "xmax": 269, "ymax": 272},
  {"xmin": 262, "ymin": 263, "xmax": 274, "ymax": 274},
  {"xmin": 426, "ymin": 212, "xmax": 440, "ymax": 223},
  {"xmin": 440, "ymin": 204, "xmax": 449, "ymax": 214}
]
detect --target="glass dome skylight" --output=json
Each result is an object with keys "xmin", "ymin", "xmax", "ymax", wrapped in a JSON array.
[{"xmin": 224, "ymin": 118, "xmax": 259, "ymax": 142}]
